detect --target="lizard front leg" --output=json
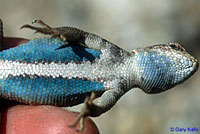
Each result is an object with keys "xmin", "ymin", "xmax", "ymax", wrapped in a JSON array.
[{"xmin": 70, "ymin": 88, "xmax": 126, "ymax": 131}]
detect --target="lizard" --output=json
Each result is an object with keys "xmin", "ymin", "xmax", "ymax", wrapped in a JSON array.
[{"xmin": 0, "ymin": 19, "xmax": 198, "ymax": 131}]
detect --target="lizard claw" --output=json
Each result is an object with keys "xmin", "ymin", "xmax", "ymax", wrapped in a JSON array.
[
  {"xmin": 20, "ymin": 20, "xmax": 67, "ymax": 41},
  {"xmin": 20, "ymin": 20, "xmax": 55, "ymax": 35},
  {"xmin": 69, "ymin": 92, "xmax": 96, "ymax": 131},
  {"xmin": 31, "ymin": 20, "xmax": 52, "ymax": 29}
]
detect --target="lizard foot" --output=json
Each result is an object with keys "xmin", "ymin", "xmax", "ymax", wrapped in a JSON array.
[
  {"xmin": 20, "ymin": 20, "xmax": 66, "ymax": 41},
  {"xmin": 69, "ymin": 92, "xmax": 96, "ymax": 132}
]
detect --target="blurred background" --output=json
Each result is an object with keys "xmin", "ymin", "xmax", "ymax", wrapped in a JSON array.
[{"xmin": 0, "ymin": 0, "xmax": 199, "ymax": 133}]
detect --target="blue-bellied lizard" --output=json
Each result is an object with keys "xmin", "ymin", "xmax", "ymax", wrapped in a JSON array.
[{"xmin": 0, "ymin": 19, "xmax": 199, "ymax": 131}]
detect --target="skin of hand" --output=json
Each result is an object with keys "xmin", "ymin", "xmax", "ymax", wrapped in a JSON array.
[{"xmin": 0, "ymin": 37, "xmax": 99, "ymax": 134}]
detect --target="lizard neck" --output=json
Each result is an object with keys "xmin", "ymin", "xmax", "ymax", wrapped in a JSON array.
[
  {"xmin": 110, "ymin": 50, "xmax": 139, "ymax": 91},
  {"xmin": 122, "ymin": 56, "xmax": 139, "ymax": 91}
]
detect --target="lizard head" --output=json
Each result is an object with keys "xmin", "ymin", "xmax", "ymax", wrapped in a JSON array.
[{"xmin": 131, "ymin": 43, "xmax": 199, "ymax": 94}]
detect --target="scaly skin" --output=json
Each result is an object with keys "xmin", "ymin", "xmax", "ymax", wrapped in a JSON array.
[{"xmin": 0, "ymin": 20, "xmax": 198, "ymax": 131}]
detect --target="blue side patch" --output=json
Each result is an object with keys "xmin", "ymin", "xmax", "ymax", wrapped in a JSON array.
[
  {"xmin": 0, "ymin": 38, "xmax": 102, "ymax": 63},
  {"xmin": 0, "ymin": 76, "xmax": 105, "ymax": 106}
]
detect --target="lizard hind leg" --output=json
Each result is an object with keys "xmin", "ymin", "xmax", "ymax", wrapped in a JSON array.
[
  {"xmin": 69, "ymin": 92, "xmax": 96, "ymax": 131},
  {"xmin": 20, "ymin": 20, "xmax": 61, "ymax": 39}
]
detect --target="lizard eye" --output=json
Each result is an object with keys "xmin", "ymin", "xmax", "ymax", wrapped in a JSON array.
[{"xmin": 168, "ymin": 43, "xmax": 186, "ymax": 52}]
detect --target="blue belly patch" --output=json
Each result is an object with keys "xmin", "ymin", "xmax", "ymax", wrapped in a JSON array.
[{"xmin": 0, "ymin": 76, "xmax": 105, "ymax": 106}]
